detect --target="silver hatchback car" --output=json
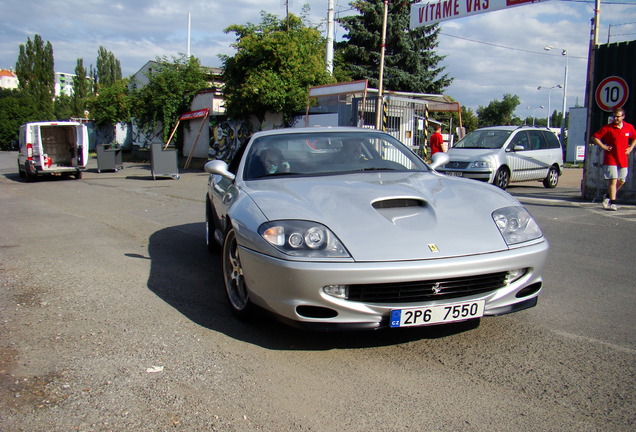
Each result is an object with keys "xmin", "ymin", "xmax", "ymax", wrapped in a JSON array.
[{"xmin": 439, "ymin": 126, "xmax": 563, "ymax": 189}]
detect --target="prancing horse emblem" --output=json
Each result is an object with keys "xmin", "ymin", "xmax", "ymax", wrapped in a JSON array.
[{"xmin": 431, "ymin": 282, "xmax": 442, "ymax": 294}]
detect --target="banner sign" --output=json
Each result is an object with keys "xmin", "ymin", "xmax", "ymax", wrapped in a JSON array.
[
  {"xmin": 410, "ymin": 0, "xmax": 547, "ymax": 28},
  {"xmin": 179, "ymin": 108, "xmax": 209, "ymax": 121}
]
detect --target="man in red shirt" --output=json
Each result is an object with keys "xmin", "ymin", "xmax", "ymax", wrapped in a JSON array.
[
  {"xmin": 592, "ymin": 107, "xmax": 636, "ymax": 210},
  {"xmin": 429, "ymin": 124, "xmax": 444, "ymax": 157}
]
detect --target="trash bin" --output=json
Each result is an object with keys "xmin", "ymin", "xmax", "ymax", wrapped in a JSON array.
[
  {"xmin": 150, "ymin": 143, "xmax": 180, "ymax": 180},
  {"xmin": 96, "ymin": 144, "xmax": 123, "ymax": 173}
]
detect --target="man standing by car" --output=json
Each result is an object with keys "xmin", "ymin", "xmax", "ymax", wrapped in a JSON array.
[
  {"xmin": 591, "ymin": 107, "xmax": 636, "ymax": 211},
  {"xmin": 429, "ymin": 124, "xmax": 444, "ymax": 157}
]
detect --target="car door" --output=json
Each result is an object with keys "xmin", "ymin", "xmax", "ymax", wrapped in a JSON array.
[{"xmin": 506, "ymin": 130, "xmax": 549, "ymax": 182}]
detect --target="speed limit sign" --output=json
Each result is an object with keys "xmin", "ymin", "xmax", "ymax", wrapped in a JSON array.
[{"xmin": 595, "ymin": 76, "xmax": 629, "ymax": 112}]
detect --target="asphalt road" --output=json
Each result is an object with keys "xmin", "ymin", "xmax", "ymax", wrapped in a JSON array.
[{"xmin": 0, "ymin": 152, "xmax": 634, "ymax": 432}]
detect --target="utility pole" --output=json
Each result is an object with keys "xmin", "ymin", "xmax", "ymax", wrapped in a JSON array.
[{"xmin": 326, "ymin": 0, "xmax": 335, "ymax": 74}]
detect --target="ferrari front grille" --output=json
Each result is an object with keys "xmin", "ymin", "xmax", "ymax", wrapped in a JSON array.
[{"xmin": 347, "ymin": 271, "xmax": 509, "ymax": 303}]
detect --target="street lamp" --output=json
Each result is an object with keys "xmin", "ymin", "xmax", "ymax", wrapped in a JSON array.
[
  {"xmin": 527, "ymin": 105, "xmax": 544, "ymax": 126},
  {"xmin": 544, "ymin": 46, "xmax": 569, "ymax": 144},
  {"xmin": 537, "ymin": 84, "xmax": 563, "ymax": 128}
]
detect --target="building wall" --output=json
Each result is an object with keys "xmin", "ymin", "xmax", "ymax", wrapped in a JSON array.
[{"xmin": 0, "ymin": 69, "xmax": 19, "ymax": 90}]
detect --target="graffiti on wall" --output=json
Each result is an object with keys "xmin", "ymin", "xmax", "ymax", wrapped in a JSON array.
[{"xmin": 209, "ymin": 117, "xmax": 252, "ymax": 162}]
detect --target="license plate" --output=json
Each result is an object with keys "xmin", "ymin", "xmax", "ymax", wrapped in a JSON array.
[
  {"xmin": 445, "ymin": 171, "xmax": 463, "ymax": 177},
  {"xmin": 390, "ymin": 300, "xmax": 485, "ymax": 328}
]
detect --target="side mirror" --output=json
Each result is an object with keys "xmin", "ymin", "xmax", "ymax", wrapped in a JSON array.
[
  {"xmin": 429, "ymin": 152, "xmax": 450, "ymax": 170},
  {"xmin": 204, "ymin": 160, "xmax": 236, "ymax": 181}
]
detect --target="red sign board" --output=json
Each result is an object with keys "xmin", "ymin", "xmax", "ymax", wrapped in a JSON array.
[
  {"xmin": 179, "ymin": 108, "xmax": 209, "ymax": 121},
  {"xmin": 595, "ymin": 76, "xmax": 629, "ymax": 112}
]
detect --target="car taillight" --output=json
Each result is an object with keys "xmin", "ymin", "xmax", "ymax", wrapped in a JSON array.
[{"xmin": 27, "ymin": 143, "xmax": 33, "ymax": 160}]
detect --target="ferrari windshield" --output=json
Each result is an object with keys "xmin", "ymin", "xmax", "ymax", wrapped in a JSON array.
[
  {"xmin": 243, "ymin": 131, "xmax": 428, "ymax": 180},
  {"xmin": 454, "ymin": 130, "xmax": 512, "ymax": 149}
]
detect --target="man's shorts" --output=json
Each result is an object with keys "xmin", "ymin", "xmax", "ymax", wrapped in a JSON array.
[{"xmin": 603, "ymin": 165, "xmax": 628, "ymax": 182}]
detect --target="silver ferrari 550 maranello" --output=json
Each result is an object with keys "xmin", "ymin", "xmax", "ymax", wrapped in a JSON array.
[{"xmin": 204, "ymin": 127, "xmax": 548, "ymax": 330}]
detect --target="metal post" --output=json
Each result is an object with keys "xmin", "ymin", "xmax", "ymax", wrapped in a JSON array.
[{"xmin": 375, "ymin": 0, "xmax": 389, "ymax": 129}]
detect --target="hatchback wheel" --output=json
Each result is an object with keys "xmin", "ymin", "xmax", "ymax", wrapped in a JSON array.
[
  {"xmin": 543, "ymin": 166, "xmax": 559, "ymax": 188},
  {"xmin": 222, "ymin": 228, "xmax": 253, "ymax": 318},
  {"xmin": 494, "ymin": 167, "xmax": 510, "ymax": 189}
]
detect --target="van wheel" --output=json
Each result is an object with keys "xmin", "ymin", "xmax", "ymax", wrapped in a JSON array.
[
  {"xmin": 18, "ymin": 162, "xmax": 25, "ymax": 178},
  {"xmin": 494, "ymin": 168, "xmax": 510, "ymax": 189},
  {"xmin": 543, "ymin": 166, "xmax": 559, "ymax": 188},
  {"xmin": 74, "ymin": 170, "xmax": 83, "ymax": 180}
]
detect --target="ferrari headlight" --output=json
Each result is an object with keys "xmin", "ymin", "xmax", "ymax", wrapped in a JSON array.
[
  {"xmin": 259, "ymin": 221, "xmax": 350, "ymax": 257},
  {"xmin": 492, "ymin": 206, "xmax": 543, "ymax": 245},
  {"xmin": 469, "ymin": 160, "xmax": 491, "ymax": 169}
]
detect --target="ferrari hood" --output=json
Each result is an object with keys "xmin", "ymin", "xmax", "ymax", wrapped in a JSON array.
[{"xmin": 242, "ymin": 172, "xmax": 519, "ymax": 261}]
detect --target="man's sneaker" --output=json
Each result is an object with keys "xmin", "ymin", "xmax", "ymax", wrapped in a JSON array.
[
  {"xmin": 602, "ymin": 195, "xmax": 610, "ymax": 209},
  {"xmin": 609, "ymin": 204, "xmax": 618, "ymax": 211}
]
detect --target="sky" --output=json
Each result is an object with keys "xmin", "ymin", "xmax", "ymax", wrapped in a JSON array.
[{"xmin": 1, "ymin": 0, "xmax": 635, "ymax": 120}]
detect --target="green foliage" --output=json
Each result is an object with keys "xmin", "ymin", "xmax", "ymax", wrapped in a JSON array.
[
  {"xmin": 129, "ymin": 55, "xmax": 207, "ymax": 142},
  {"xmin": 336, "ymin": 0, "xmax": 451, "ymax": 94},
  {"xmin": 72, "ymin": 58, "xmax": 90, "ymax": 117},
  {"xmin": 477, "ymin": 94, "xmax": 522, "ymax": 127},
  {"xmin": 221, "ymin": 11, "xmax": 334, "ymax": 126},
  {"xmin": 15, "ymin": 34, "xmax": 55, "ymax": 119},
  {"xmin": 96, "ymin": 46, "xmax": 122, "ymax": 89},
  {"xmin": 0, "ymin": 89, "xmax": 39, "ymax": 150},
  {"xmin": 53, "ymin": 94, "xmax": 73, "ymax": 120},
  {"xmin": 87, "ymin": 78, "xmax": 131, "ymax": 126},
  {"xmin": 460, "ymin": 106, "xmax": 479, "ymax": 134}
]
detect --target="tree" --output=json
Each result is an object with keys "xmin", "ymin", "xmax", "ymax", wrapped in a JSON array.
[
  {"xmin": 72, "ymin": 58, "xmax": 90, "ymax": 117},
  {"xmin": 0, "ymin": 89, "xmax": 39, "ymax": 150},
  {"xmin": 96, "ymin": 46, "xmax": 122, "ymax": 89},
  {"xmin": 221, "ymin": 11, "xmax": 334, "ymax": 126},
  {"xmin": 129, "ymin": 55, "xmax": 207, "ymax": 142},
  {"xmin": 476, "ymin": 94, "xmax": 522, "ymax": 127},
  {"xmin": 336, "ymin": 0, "xmax": 451, "ymax": 94},
  {"xmin": 87, "ymin": 78, "xmax": 131, "ymax": 126},
  {"xmin": 460, "ymin": 106, "xmax": 478, "ymax": 134},
  {"xmin": 15, "ymin": 34, "xmax": 55, "ymax": 119}
]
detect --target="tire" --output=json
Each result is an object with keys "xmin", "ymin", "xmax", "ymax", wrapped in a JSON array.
[
  {"xmin": 222, "ymin": 228, "xmax": 253, "ymax": 319},
  {"xmin": 24, "ymin": 162, "xmax": 36, "ymax": 182},
  {"xmin": 74, "ymin": 170, "xmax": 83, "ymax": 180},
  {"xmin": 205, "ymin": 198, "xmax": 221, "ymax": 253},
  {"xmin": 493, "ymin": 167, "xmax": 510, "ymax": 190},
  {"xmin": 18, "ymin": 162, "xmax": 25, "ymax": 178},
  {"xmin": 542, "ymin": 166, "xmax": 559, "ymax": 188}
]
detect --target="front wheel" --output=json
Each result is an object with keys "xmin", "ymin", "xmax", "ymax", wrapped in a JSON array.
[
  {"xmin": 222, "ymin": 228, "xmax": 253, "ymax": 319},
  {"xmin": 543, "ymin": 166, "xmax": 559, "ymax": 188},
  {"xmin": 493, "ymin": 167, "xmax": 510, "ymax": 189}
]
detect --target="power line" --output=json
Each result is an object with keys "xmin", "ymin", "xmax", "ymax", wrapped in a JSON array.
[{"xmin": 439, "ymin": 32, "xmax": 588, "ymax": 59}]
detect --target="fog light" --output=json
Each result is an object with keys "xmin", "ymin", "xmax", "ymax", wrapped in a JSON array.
[
  {"xmin": 323, "ymin": 285, "xmax": 349, "ymax": 299},
  {"xmin": 505, "ymin": 268, "xmax": 527, "ymax": 285}
]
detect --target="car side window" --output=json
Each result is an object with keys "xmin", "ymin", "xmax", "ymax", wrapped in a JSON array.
[
  {"xmin": 509, "ymin": 132, "xmax": 529, "ymax": 151},
  {"xmin": 542, "ymin": 131, "xmax": 561, "ymax": 149},
  {"xmin": 527, "ymin": 131, "xmax": 547, "ymax": 150}
]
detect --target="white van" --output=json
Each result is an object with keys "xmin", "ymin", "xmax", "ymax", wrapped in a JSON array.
[
  {"xmin": 438, "ymin": 126, "xmax": 563, "ymax": 189},
  {"xmin": 17, "ymin": 121, "xmax": 89, "ymax": 180}
]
